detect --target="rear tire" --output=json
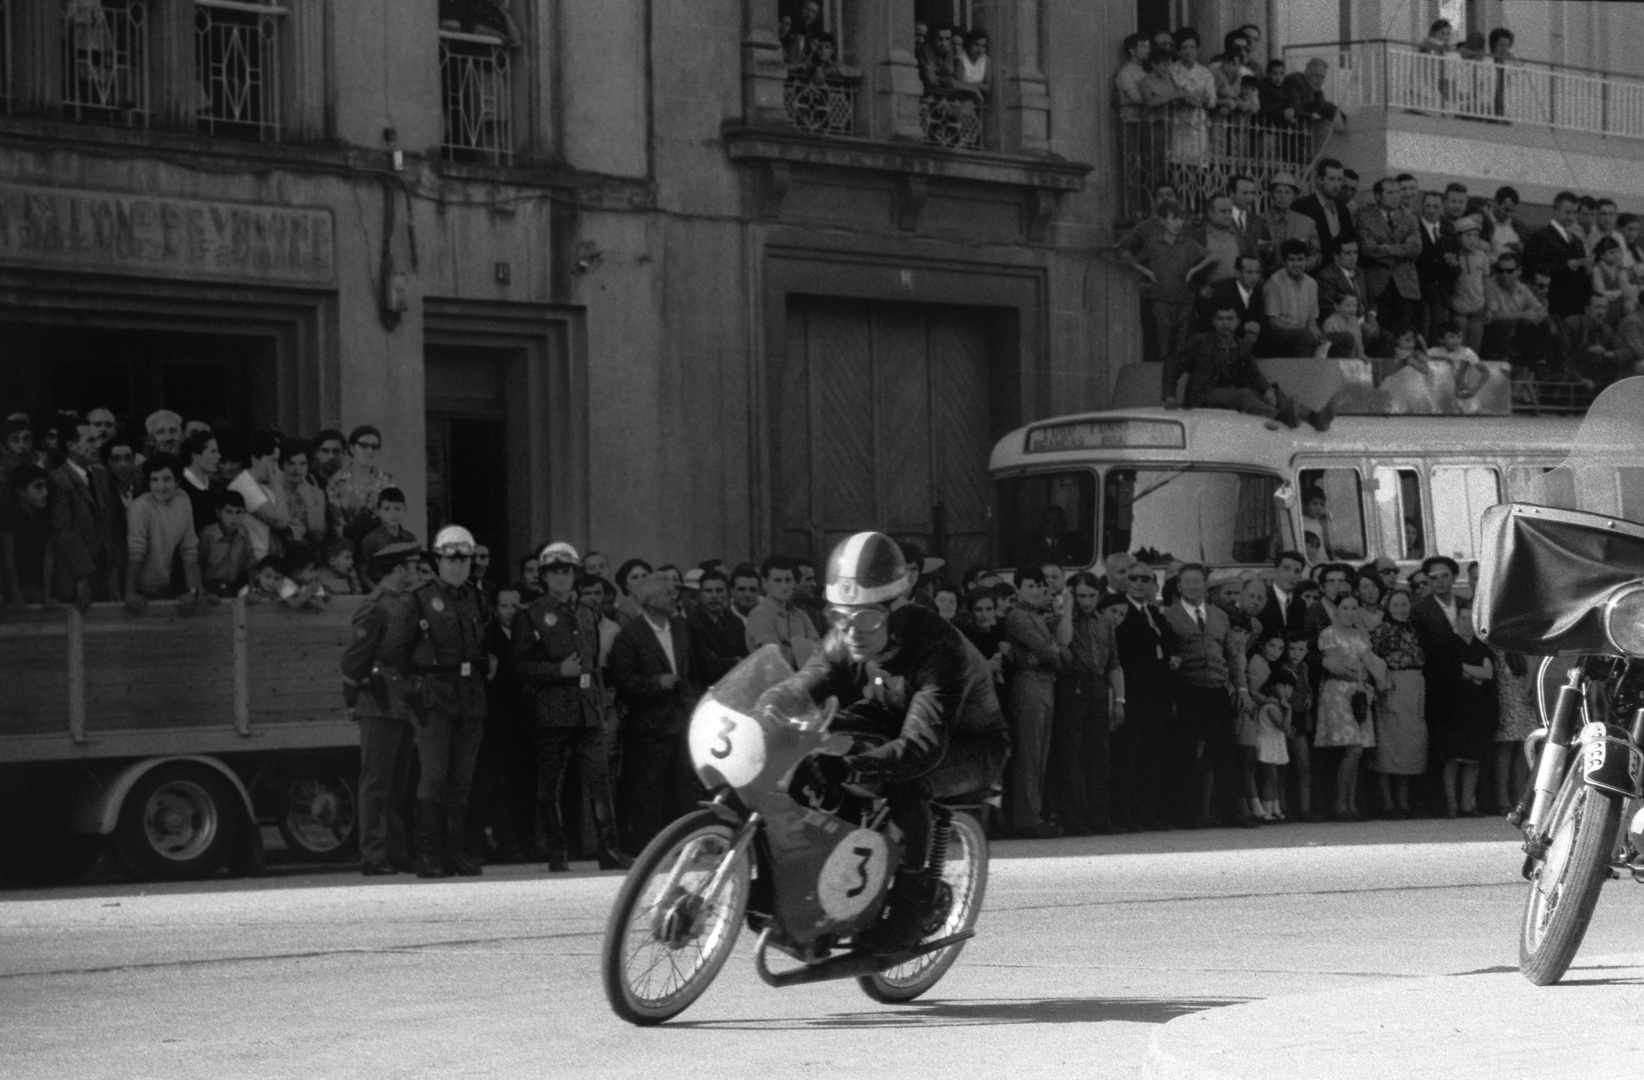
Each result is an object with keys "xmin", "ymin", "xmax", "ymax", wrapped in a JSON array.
[
  {"xmin": 859, "ymin": 811, "xmax": 989, "ymax": 1003},
  {"xmin": 277, "ymin": 775, "xmax": 359, "ymax": 862},
  {"xmin": 1519, "ymin": 768, "xmax": 1622, "ymax": 985},
  {"xmin": 602, "ymin": 810, "xmax": 751, "ymax": 1025},
  {"xmin": 113, "ymin": 764, "xmax": 242, "ymax": 882}
]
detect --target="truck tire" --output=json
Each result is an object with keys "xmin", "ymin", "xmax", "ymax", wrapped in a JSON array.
[
  {"xmin": 278, "ymin": 775, "xmax": 359, "ymax": 862},
  {"xmin": 113, "ymin": 763, "xmax": 242, "ymax": 882}
]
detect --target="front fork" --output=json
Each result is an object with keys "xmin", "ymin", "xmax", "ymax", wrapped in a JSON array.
[{"xmin": 1519, "ymin": 665, "xmax": 1587, "ymax": 842}]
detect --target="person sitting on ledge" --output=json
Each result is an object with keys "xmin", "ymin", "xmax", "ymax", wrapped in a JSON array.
[{"xmin": 1164, "ymin": 304, "xmax": 1334, "ymax": 431}]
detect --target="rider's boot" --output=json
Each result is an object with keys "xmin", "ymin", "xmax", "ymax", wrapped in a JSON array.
[
  {"xmin": 415, "ymin": 800, "xmax": 450, "ymax": 879},
  {"xmin": 853, "ymin": 869, "xmax": 942, "ymax": 956},
  {"xmin": 444, "ymin": 805, "xmax": 484, "ymax": 877}
]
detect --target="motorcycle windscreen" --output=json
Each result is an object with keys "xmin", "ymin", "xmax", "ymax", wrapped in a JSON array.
[{"xmin": 1475, "ymin": 504, "xmax": 1644, "ymax": 655}]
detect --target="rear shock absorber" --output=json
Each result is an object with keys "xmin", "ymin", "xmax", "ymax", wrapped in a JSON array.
[{"xmin": 926, "ymin": 805, "xmax": 954, "ymax": 881}]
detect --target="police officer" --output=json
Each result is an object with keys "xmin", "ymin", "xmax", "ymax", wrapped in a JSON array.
[
  {"xmin": 407, "ymin": 525, "xmax": 491, "ymax": 878},
  {"xmin": 511, "ymin": 542, "xmax": 632, "ymax": 873},
  {"xmin": 340, "ymin": 540, "xmax": 423, "ymax": 876}
]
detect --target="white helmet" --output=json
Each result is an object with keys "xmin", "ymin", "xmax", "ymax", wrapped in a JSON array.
[
  {"xmin": 824, "ymin": 531, "xmax": 911, "ymax": 606},
  {"xmin": 537, "ymin": 541, "xmax": 581, "ymax": 569},
  {"xmin": 432, "ymin": 525, "xmax": 477, "ymax": 556}
]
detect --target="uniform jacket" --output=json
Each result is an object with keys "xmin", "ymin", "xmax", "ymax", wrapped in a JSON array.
[
  {"xmin": 49, "ymin": 461, "xmax": 123, "ymax": 590},
  {"xmin": 511, "ymin": 592, "xmax": 605, "ymax": 729},
  {"xmin": 408, "ymin": 577, "xmax": 490, "ymax": 720},
  {"xmin": 339, "ymin": 576, "xmax": 420, "ymax": 723},
  {"xmin": 1355, "ymin": 204, "xmax": 1423, "ymax": 300},
  {"xmin": 608, "ymin": 611, "xmax": 696, "ymax": 737},
  {"xmin": 784, "ymin": 604, "xmax": 1009, "ymax": 785}
]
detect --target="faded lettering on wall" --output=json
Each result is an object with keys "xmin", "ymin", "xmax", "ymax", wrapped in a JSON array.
[{"xmin": 0, "ymin": 185, "xmax": 336, "ymax": 286}]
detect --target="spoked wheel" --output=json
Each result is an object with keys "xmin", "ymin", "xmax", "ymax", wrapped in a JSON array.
[
  {"xmin": 602, "ymin": 810, "xmax": 751, "ymax": 1025},
  {"xmin": 859, "ymin": 811, "xmax": 988, "ymax": 1003},
  {"xmin": 278, "ymin": 776, "xmax": 358, "ymax": 862},
  {"xmin": 1520, "ymin": 767, "xmax": 1623, "ymax": 985}
]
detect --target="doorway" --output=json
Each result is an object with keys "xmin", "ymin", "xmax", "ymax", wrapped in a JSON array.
[{"xmin": 425, "ymin": 347, "xmax": 516, "ymax": 577}]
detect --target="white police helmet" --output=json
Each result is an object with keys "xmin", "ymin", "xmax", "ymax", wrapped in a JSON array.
[
  {"xmin": 432, "ymin": 525, "xmax": 477, "ymax": 556},
  {"xmin": 824, "ymin": 531, "xmax": 911, "ymax": 606}
]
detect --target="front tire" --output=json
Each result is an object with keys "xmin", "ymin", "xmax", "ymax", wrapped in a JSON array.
[
  {"xmin": 602, "ymin": 810, "xmax": 751, "ymax": 1025},
  {"xmin": 859, "ymin": 811, "xmax": 989, "ymax": 1003},
  {"xmin": 278, "ymin": 775, "xmax": 359, "ymax": 862},
  {"xmin": 1519, "ymin": 768, "xmax": 1623, "ymax": 985},
  {"xmin": 113, "ymin": 764, "xmax": 242, "ymax": 882}
]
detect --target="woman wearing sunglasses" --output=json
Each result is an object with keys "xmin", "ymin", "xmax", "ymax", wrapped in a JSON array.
[
  {"xmin": 327, "ymin": 424, "xmax": 397, "ymax": 544},
  {"xmin": 764, "ymin": 531, "xmax": 1011, "ymax": 955}
]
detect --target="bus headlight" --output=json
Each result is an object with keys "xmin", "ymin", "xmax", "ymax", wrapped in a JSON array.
[{"xmin": 1603, "ymin": 584, "xmax": 1644, "ymax": 657}]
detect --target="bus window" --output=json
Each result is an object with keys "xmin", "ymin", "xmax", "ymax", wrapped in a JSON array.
[
  {"xmin": 1507, "ymin": 465, "xmax": 1555, "ymax": 502},
  {"xmin": 1102, "ymin": 468, "xmax": 1291, "ymax": 565},
  {"xmin": 1297, "ymin": 468, "xmax": 1367, "ymax": 563},
  {"xmin": 1431, "ymin": 465, "xmax": 1502, "ymax": 560},
  {"xmin": 1372, "ymin": 466, "xmax": 1424, "ymax": 561},
  {"xmin": 997, "ymin": 471, "xmax": 1096, "ymax": 568}
]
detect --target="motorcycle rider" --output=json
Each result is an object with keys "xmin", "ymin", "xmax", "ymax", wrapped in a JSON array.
[{"xmin": 766, "ymin": 531, "xmax": 1011, "ymax": 954}]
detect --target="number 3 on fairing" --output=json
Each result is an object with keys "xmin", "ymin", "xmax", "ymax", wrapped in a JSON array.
[
  {"xmin": 711, "ymin": 716, "xmax": 735, "ymax": 759},
  {"xmin": 846, "ymin": 846, "xmax": 873, "ymax": 898}
]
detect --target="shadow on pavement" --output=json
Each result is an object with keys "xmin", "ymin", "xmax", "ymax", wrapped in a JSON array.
[
  {"xmin": 676, "ymin": 996, "xmax": 1247, "ymax": 1030},
  {"xmin": 989, "ymin": 817, "xmax": 1522, "ymax": 860}
]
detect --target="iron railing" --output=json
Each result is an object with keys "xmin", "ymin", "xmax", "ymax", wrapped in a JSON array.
[
  {"xmin": 62, "ymin": 0, "xmax": 150, "ymax": 126},
  {"xmin": 921, "ymin": 87, "xmax": 983, "ymax": 149},
  {"xmin": 439, "ymin": 28, "xmax": 513, "ymax": 165},
  {"xmin": 1284, "ymin": 39, "xmax": 1644, "ymax": 142},
  {"xmin": 195, "ymin": 0, "xmax": 282, "ymax": 141},
  {"xmin": 1115, "ymin": 109, "xmax": 1327, "ymax": 222},
  {"xmin": 783, "ymin": 75, "xmax": 856, "ymax": 136}
]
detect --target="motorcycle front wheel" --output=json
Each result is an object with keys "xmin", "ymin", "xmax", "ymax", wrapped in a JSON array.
[
  {"xmin": 859, "ymin": 810, "xmax": 989, "ymax": 1003},
  {"xmin": 1519, "ymin": 766, "xmax": 1623, "ymax": 986},
  {"xmin": 602, "ymin": 810, "xmax": 752, "ymax": 1025}
]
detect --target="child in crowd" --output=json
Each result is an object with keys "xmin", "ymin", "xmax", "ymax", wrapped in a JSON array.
[
  {"xmin": 1321, "ymin": 292, "xmax": 1366, "ymax": 358},
  {"xmin": 1240, "ymin": 631, "xmax": 1287, "ymax": 821},
  {"xmin": 1281, "ymin": 635, "xmax": 1315, "ymax": 821},
  {"xmin": 357, "ymin": 487, "xmax": 417, "ymax": 591},
  {"xmin": 1450, "ymin": 216, "xmax": 1491, "ymax": 349},
  {"xmin": 1, "ymin": 463, "xmax": 53, "ymax": 606},
  {"xmin": 198, "ymin": 490, "xmax": 254, "ymax": 598},
  {"xmin": 1256, "ymin": 667, "xmax": 1296, "ymax": 821},
  {"xmin": 1428, "ymin": 322, "xmax": 1488, "ymax": 409},
  {"xmin": 315, "ymin": 539, "xmax": 360, "ymax": 595},
  {"xmin": 247, "ymin": 556, "xmax": 285, "ymax": 605},
  {"xmin": 278, "ymin": 543, "xmax": 331, "ymax": 610}
]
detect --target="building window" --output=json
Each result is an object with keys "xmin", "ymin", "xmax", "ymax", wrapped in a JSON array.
[
  {"xmin": 438, "ymin": 0, "xmax": 515, "ymax": 165},
  {"xmin": 61, "ymin": 0, "xmax": 150, "ymax": 126},
  {"xmin": 195, "ymin": 0, "xmax": 283, "ymax": 141},
  {"xmin": 780, "ymin": 1, "xmax": 858, "ymax": 137},
  {"xmin": 914, "ymin": 13, "xmax": 988, "ymax": 149}
]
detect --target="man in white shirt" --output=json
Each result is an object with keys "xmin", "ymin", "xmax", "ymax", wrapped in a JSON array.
[
  {"xmin": 744, "ymin": 554, "xmax": 820, "ymax": 666},
  {"xmin": 228, "ymin": 430, "xmax": 287, "ymax": 560}
]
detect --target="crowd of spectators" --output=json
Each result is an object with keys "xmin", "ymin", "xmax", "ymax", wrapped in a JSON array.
[{"xmin": 1117, "ymin": 160, "xmax": 1644, "ymax": 420}]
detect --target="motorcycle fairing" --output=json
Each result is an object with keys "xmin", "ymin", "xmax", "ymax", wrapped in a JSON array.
[{"xmin": 1476, "ymin": 504, "xmax": 1644, "ymax": 656}]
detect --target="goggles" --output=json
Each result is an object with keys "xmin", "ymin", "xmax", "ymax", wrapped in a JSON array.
[
  {"xmin": 435, "ymin": 543, "xmax": 476, "ymax": 559},
  {"xmin": 826, "ymin": 605, "xmax": 891, "ymax": 635}
]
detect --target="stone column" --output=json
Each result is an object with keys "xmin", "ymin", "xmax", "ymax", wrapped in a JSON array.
[
  {"xmin": 858, "ymin": 0, "xmax": 923, "ymax": 142},
  {"xmin": 741, "ymin": 0, "xmax": 788, "ymax": 127},
  {"xmin": 286, "ymin": 0, "xmax": 329, "ymax": 143},
  {"xmin": 996, "ymin": 0, "xmax": 1050, "ymax": 154}
]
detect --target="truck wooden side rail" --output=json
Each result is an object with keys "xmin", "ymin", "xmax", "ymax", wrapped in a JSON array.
[{"xmin": 0, "ymin": 596, "xmax": 365, "ymax": 886}]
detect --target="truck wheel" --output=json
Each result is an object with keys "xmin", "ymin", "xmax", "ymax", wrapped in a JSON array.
[
  {"xmin": 278, "ymin": 775, "xmax": 359, "ymax": 862},
  {"xmin": 113, "ymin": 764, "xmax": 241, "ymax": 882}
]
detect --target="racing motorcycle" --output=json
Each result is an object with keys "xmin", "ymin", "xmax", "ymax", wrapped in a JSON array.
[
  {"xmin": 600, "ymin": 646, "xmax": 990, "ymax": 1025},
  {"xmin": 1476, "ymin": 377, "xmax": 1644, "ymax": 986}
]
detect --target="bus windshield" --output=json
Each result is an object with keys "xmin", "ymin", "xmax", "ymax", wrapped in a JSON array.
[{"xmin": 1102, "ymin": 467, "xmax": 1293, "ymax": 565}]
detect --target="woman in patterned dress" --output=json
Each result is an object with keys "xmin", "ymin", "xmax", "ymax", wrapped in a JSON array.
[
  {"xmin": 326, "ymin": 425, "xmax": 395, "ymax": 544},
  {"xmin": 1370, "ymin": 587, "xmax": 1426, "ymax": 818},
  {"xmin": 1313, "ymin": 595, "xmax": 1388, "ymax": 820},
  {"xmin": 1492, "ymin": 648, "xmax": 1540, "ymax": 815}
]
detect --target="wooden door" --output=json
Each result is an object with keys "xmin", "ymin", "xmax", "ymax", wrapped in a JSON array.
[{"xmin": 775, "ymin": 298, "xmax": 1000, "ymax": 574}]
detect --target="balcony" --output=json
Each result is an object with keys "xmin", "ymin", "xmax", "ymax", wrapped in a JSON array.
[
  {"xmin": 62, "ymin": 0, "xmax": 150, "ymax": 128},
  {"xmin": 920, "ymin": 87, "xmax": 984, "ymax": 150},
  {"xmin": 440, "ymin": 28, "xmax": 513, "ymax": 165},
  {"xmin": 1114, "ymin": 110, "xmax": 1329, "ymax": 223},
  {"xmin": 1281, "ymin": 39, "xmax": 1644, "ymax": 205},
  {"xmin": 783, "ymin": 74, "xmax": 856, "ymax": 137}
]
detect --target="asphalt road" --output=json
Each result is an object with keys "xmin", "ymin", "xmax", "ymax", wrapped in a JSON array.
[{"xmin": 5, "ymin": 818, "xmax": 1643, "ymax": 1080}]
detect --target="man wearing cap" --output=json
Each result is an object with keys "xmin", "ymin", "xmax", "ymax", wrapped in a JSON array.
[
  {"xmin": 340, "ymin": 540, "xmax": 424, "ymax": 876},
  {"xmin": 511, "ymin": 542, "xmax": 630, "ymax": 872},
  {"xmin": 765, "ymin": 530, "xmax": 1011, "ymax": 954},
  {"xmin": 406, "ymin": 525, "xmax": 492, "ymax": 877},
  {"xmin": 1256, "ymin": 172, "xmax": 1320, "ymax": 275}
]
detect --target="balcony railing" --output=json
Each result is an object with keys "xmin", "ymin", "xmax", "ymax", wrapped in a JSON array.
[
  {"xmin": 921, "ymin": 87, "xmax": 983, "ymax": 150},
  {"xmin": 439, "ymin": 28, "xmax": 513, "ymax": 165},
  {"xmin": 1115, "ymin": 109, "xmax": 1327, "ymax": 222},
  {"xmin": 62, "ymin": 0, "xmax": 150, "ymax": 127},
  {"xmin": 195, "ymin": 0, "xmax": 282, "ymax": 141},
  {"xmin": 783, "ymin": 75, "xmax": 856, "ymax": 136},
  {"xmin": 1284, "ymin": 39, "xmax": 1644, "ymax": 142}
]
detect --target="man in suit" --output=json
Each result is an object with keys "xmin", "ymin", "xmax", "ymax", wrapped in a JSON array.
[
  {"xmin": 1199, "ymin": 254, "xmax": 1266, "ymax": 341},
  {"xmin": 1258, "ymin": 550, "xmax": 1310, "ymax": 644},
  {"xmin": 1160, "ymin": 564, "xmax": 1255, "ymax": 828},
  {"xmin": 1414, "ymin": 190, "xmax": 1458, "ymax": 340},
  {"xmin": 608, "ymin": 570, "xmax": 701, "ymax": 853},
  {"xmin": 1256, "ymin": 171, "xmax": 1320, "ymax": 275},
  {"xmin": 1111, "ymin": 560, "xmax": 1175, "ymax": 831},
  {"xmin": 1525, "ymin": 191, "xmax": 1595, "ymax": 319},
  {"xmin": 1227, "ymin": 174, "xmax": 1264, "ymax": 258},
  {"xmin": 50, "ymin": 420, "xmax": 123, "ymax": 605},
  {"xmin": 1409, "ymin": 556, "xmax": 1465, "ymax": 765},
  {"xmin": 512, "ymin": 542, "xmax": 631, "ymax": 873},
  {"xmin": 1356, "ymin": 177, "xmax": 1423, "ymax": 335},
  {"xmin": 1292, "ymin": 157, "xmax": 1358, "ymax": 264},
  {"xmin": 1316, "ymin": 237, "xmax": 1375, "ymax": 327},
  {"xmin": 685, "ymin": 568, "xmax": 747, "ymax": 692}
]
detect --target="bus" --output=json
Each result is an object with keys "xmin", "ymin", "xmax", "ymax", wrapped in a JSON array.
[{"xmin": 988, "ymin": 407, "xmax": 1582, "ymax": 578}]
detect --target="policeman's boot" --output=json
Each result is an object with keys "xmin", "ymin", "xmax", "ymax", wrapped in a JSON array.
[
  {"xmin": 445, "ymin": 805, "xmax": 484, "ymax": 877},
  {"xmin": 592, "ymin": 798, "xmax": 634, "ymax": 871},
  {"xmin": 414, "ymin": 800, "xmax": 450, "ymax": 879},
  {"xmin": 851, "ymin": 869, "xmax": 942, "ymax": 956}
]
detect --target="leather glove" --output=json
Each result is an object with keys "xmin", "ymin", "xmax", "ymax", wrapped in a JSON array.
[{"xmin": 797, "ymin": 753, "xmax": 852, "ymax": 810}]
